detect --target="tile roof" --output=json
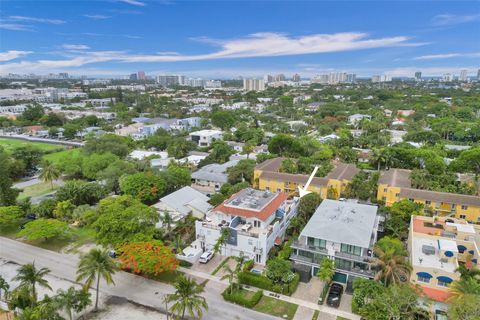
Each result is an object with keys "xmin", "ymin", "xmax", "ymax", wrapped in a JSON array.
[
  {"xmin": 259, "ymin": 171, "xmax": 329, "ymax": 187},
  {"xmin": 378, "ymin": 168, "xmax": 412, "ymax": 187},
  {"xmin": 326, "ymin": 163, "xmax": 360, "ymax": 181},
  {"xmin": 418, "ymin": 285, "xmax": 451, "ymax": 302},
  {"xmin": 400, "ymin": 188, "xmax": 480, "ymax": 207},
  {"xmin": 213, "ymin": 189, "xmax": 288, "ymax": 221}
]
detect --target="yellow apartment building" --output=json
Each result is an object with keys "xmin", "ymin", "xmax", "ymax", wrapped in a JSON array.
[
  {"xmin": 254, "ymin": 157, "xmax": 359, "ymax": 199},
  {"xmin": 378, "ymin": 169, "xmax": 480, "ymax": 224}
]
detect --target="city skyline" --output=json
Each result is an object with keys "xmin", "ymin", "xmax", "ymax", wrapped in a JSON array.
[{"xmin": 0, "ymin": 1, "xmax": 479, "ymax": 78}]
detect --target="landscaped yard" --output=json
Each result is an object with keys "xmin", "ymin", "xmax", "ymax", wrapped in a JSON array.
[
  {"xmin": 0, "ymin": 138, "xmax": 64, "ymax": 153},
  {"xmin": 17, "ymin": 180, "xmax": 62, "ymax": 200},
  {"xmin": 253, "ymin": 295, "xmax": 298, "ymax": 320},
  {"xmin": 43, "ymin": 147, "xmax": 82, "ymax": 164}
]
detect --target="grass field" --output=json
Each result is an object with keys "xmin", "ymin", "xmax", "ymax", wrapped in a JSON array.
[
  {"xmin": 0, "ymin": 138, "xmax": 64, "ymax": 153},
  {"xmin": 253, "ymin": 296, "xmax": 298, "ymax": 320},
  {"xmin": 17, "ymin": 180, "xmax": 62, "ymax": 200},
  {"xmin": 43, "ymin": 147, "xmax": 82, "ymax": 164}
]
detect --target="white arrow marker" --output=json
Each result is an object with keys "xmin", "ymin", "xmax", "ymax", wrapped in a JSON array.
[{"xmin": 298, "ymin": 166, "xmax": 319, "ymax": 198}]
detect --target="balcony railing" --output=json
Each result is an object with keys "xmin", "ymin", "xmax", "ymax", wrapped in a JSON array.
[
  {"xmin": 291, "ymin": 241, "xmax": 328, "ymax": 255},
  {"xmin": 335, "ymin": 250, "xmax": 372, "ymax": 263},
  {"xmin": 290, "ymin": 254, "xmax": 376, "ymax": 278}
]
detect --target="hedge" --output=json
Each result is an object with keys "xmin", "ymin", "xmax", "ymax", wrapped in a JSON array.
[
  {"xmin": 238, "ymin": 271, "xmax": 300, "ymax": 296},
  {"xmin": 222, "ymin": 286, "xmax": 263, "ymax": 308},
  {"xmin": 243, "ymin": 259, "xmax": 254, "ymax": 272}
]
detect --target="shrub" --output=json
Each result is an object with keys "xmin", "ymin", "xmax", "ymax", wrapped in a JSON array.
[
  {"xmin": 178, "ymin": 260, "xmax": 193, "ymax": 268},
  {"xmin": 278, "ymin": 240, "xmax": 293, "ymax": 260},
  {"xmin": 238, "ymin": 271, "xmax": 300, "ymax": 295},
  {"xmin": 222, "ymin": 286, "xmax": 263, "ymax": 308},
  {"xmin": 243, "ymin": 259, "xmax": 254, "ymax": 272}
]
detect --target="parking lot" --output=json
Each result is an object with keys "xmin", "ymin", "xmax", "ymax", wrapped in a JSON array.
[{"xmin": 190, "ymin": 253, "xmax": 227, "ymax": 274}]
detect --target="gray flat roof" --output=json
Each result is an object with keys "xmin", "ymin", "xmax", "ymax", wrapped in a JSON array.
[{"xmin": 300, "ymin": 199, "xmax": 378, "ymax": 248}]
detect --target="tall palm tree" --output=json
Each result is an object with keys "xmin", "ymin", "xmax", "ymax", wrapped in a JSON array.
[
  {"xmin": 0, "ymin": 275, "xmax": 9, "ymax": 301},
  {"xmin": 455, "ymin": 264, "xmax": 480, "ymax": 280},
  {"xmin": 160, "ymin": 211, "xmax": 174, "ymax": 233},
  {"xmin": 39, "ymin": 161, "xmax": 61, "ymax": 190},
  {"xmin": 222, "ymin": 256, "xmax": 247, "ymax": 294},
  {"xmin": 166, "ymin": 275, "xmax": 208, "ymax": 320},
  {"xmin": 371, "ymin": 148, "xmax": 386, "ymax": 171},
  {"xmin": 76, "ymin": 248, "xmax": 118, "ymax": 311},
  {"xmin": 317, "ymin": 257, "xmax": 335, "ymax": 285},
  {"xmin": 13, "ymin": 262, "xmax": 52, "ymax": 303},
  {"xmin": 448, "ymin": 277, "xmax": 480, "ymax": 302},
  {"xmin": 55, "ymin": 287, "xmax": 91, "ymax": 320},
  {"xmin": 370, "ymin": 247, "xmax": 412, "ymax": 286},
  {"xmin": 213, "ymin": 227, "xmax": 230, "ymax": 255}
]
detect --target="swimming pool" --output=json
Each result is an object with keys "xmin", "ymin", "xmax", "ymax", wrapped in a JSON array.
[{"xmin": 250, "ymin": 269, "xmax": 262, "ymax": 274}]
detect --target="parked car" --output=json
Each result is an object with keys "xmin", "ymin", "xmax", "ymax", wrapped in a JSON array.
[
  {"xmin": 199, "ymin": 251, "xmax": 214, "ymax": 264},
  {"xmin": 326, "ymin": 283, "xmax": 344, "ymax": 308}
]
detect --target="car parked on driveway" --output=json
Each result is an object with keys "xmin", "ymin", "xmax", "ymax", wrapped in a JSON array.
[
  {"xmin": 326, "ymin": 283, "xmax": 344, "ymax": 308},
  {"xmin": 199, "ymin": 251, "xmax": 214, "ymax": 264}
]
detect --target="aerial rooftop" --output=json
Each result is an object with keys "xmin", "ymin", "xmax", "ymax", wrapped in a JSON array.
[{"xmin": 300, "ymin": 199, "xmax": 378, "ymax": 248}]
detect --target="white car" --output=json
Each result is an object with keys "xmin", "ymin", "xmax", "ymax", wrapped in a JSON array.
[{"xmin": 199, "ymin": 251, "xmax": 214, "ymax": 264}]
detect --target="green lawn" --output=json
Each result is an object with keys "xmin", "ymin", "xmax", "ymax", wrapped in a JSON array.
[
  {"xmin": 0, "ymin": 220, "xmax": 26, "ymax": 238},
  {"xmin": 150, "ymin": 270, "xmax": 183, "ymax": 284},
  {"xmin": 253, "ymin": 296, "xmax": 298, "ymax": 320},
  {"xmin": 43, "ymin": 148, "xmax": 82, "ymax": 165},
  {"xmin": 17, "ymin": 180, "xmax": 62, "ymax": 200},
  {"xmin": 0, "ymin": 138, "xmax": 64, "ymax": 153}
]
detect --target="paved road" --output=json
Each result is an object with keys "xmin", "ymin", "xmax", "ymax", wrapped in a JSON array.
[
  {"xmin": 13, "ymin": 176, "xmax": 40, "ymax": 189},
  {"xmin": 0, "ymin": 237, "xmax": 276, "ymax": 320}
]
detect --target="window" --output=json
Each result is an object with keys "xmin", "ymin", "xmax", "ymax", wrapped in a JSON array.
[
  {"xmin": 460, "ymin": 214, "xmax": 466, "ymax": 219},
  {"xmin": 437, "ymin": 279, "xmax": 449, "ymax": 287},
  {"xmin": 383, "ymin": 188, "xmax": 387, "ymax": 192},
  {"xmin": 277, "ymin": 188, "xmax": 281, "ymax": 192},
  {"xmin": 248, "ymin": 239, "xmax": 253, "ymax": 245},
  {"xmin": 265, "ymin": 187, "xmax": 270, "ymax": 191},
  {"xmin": 451, "ymin": 204, "xmax": 456, "ymax": 209},
  {"xmin": 254, "ymin": 220, "xmax": 261, "ymax": 228},
  {"xmin": 340, "ymin": 244, "xmax": 362, "ymax": 256},
  {"xmin": 395, "ymin": 193, "xmax": 400, "ymax": 197},
  {"xmin": 382, "ymin": 196, "xmax": 386, "ymax": 201},
  {"xmin": 461, "ymin": 205, "xmax": 468, "ymax": 210},
  {"xmin": 417, "ymin": 275, "xmax": 430, "ymax": 283},
  {"xmin": 307, "ymin": 237, "xmax": 326, "ymax": 249},
  {"xmin": 425, "ymin": 200, "xmax": 431, "ymax": 205},
  {"xmin": 335, "ymin": 258, "xmax": 352, "ymax": 271}
]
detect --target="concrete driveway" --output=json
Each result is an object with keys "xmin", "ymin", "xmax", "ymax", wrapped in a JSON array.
[{"xmin": 191, "ymin": 254, "xmax": 226, "ymax": 274}]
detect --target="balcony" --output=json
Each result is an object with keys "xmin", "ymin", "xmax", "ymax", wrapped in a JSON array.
[
  {"xmin": 290, "ymin": 254, "xmax": 376, "ymax": 278},
  {"xmin": 335, "ymin": 250, "xmax": 372, "ymax": 263},
  {"xmin": 291, "ymin": 240, "xmax": 328, "ymax": 255}
]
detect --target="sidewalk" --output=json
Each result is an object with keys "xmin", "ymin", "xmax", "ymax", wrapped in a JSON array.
[{"xmin": 179, "ymin": 266, "xmax": 361, "ymax": 320}]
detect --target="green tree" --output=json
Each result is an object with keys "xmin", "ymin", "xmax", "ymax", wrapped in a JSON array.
[
  {"xmin": 317, "ymin": 257, "xmax": 335, "ymax": 285},
  {"xmin": 52, "ymin": 200, "xmax": 76, "ymax": 222},
  {"xmin": 84, "ymin": 134, "xmax": 131, "ymax": 158},
  {"xmin": 13, "ymin": 262, "xmax": 52, "ymax": 303},
  {"xmin": 119, "ymin": 172, "xmax": 167, "ymax": 204},
  {"xmin": 12, "ymin": 146, "xmax": 43, "ymax": 171},
  {"xmin": 17, "ymin": 219, "xmax": 70, "ymax": 242},
  {"xmin": 198, "ymin": 141, "xmax": 233, "ymax": 167},
  {"xmin": 22, "ymin": 104, "xmax": 44, "ymax": 122},
  {"xmin": 0, "ymin": 151, "xmax": 20, "ymax": 205},
  {"xmin": 448, "ymin": 293, "xmax": 480, "ymax": 320},
  {"xmin": 451, "ymin": 147, "xmax": 480, "ymax": 176},
  {"xmin": 371, "ymin": 246, "xmax": 411, "ymax": 286},
  {"xmin": 164, "ymin": 164, "xmax": 191, "ymax": 191},
  {"xmin": 221, "ymin": 256, "xmax": 246, "ymax": 294},
  {"xmin": 0, "ymin": 206, "xmax": 24, "ymax": 225},
  {"xmin": 227, "ymin": 159, "xmax": 256, "ymax": 184},
  {"xmin": 54, "ymin": 287, "xmax": 91, "ymax": 320},
  {"xmin": 211, "ymin": 110, "xmax": 236, "ymax": 130},
  {"xmin": 265, "ymin": 257, "xmax": 291, "ymax": 285},
  {"xmin": 160, "ymin": 211, "xmax": 174, "ymax": 233},
  {"xmin": 56, "ymin": 180, "xmax": 107, "ymax": 206},
  {"xmin": 0, "ymin": 274, "xmax": 10, "ymax": 301},
  {"xmin": 213, "ymin": 227, "xmax": 231, "ymax": 255},
  {"xmin": 297, "ymin": 192, "xmax": 322, "ymax": 222},
  {"xmin": 76, "ymin": 248, "xmax": 118, "ymax": 311},
  {"xmin": 81, "ymin": 153, "xmax": 118, "ymax": 180},
  {"xmin": 96, "ymin": 159, "xmax": 136, "ymax": 194},
  {"xmin": 351, "ymin": 278, "xmax": 383, "ymax": 313},
  {"xmin": 91, "ymin": 195, "xmax": 159, "ymax": 246},
  {"xmin": 166, "ymin": 138, "xmax": 196, "ymax": 159},
  {"xmin": 39, "ymin": 161, "xmax": 61, "ymax": 190},
  {"xmin": 448, "ymin": 277, "xmax": 480, "ymax": 302},
  {"xmin": 166, "ymin": 275, "xmax": 208, "ymax": 320}
]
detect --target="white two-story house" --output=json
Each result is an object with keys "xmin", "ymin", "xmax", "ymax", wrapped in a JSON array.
[{"xmin": 195, "ymin": 188, "xmax": 298, "ymax": 264}]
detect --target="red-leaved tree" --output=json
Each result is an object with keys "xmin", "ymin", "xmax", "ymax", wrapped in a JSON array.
[{"xmin": 118, "ymin": 240, "xmax": 178, "ymax": 276}]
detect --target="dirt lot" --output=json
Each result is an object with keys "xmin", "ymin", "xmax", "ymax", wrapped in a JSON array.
[{"xmin": 84, "ymin": 297, "xmax": 167, "ymax": 320}]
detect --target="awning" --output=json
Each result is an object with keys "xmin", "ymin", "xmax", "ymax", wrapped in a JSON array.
[
  {"xmin": 444, "ymin": 251, "xmax": 454, "ymax": 257},
  {"xmin": 457, "ymin": 245, "xmax": 467, "ymax": 253},
  {"xmin": 437, "ymin": 276, "xmax": 453, "ymax": 284},
  {"xmin": 417, "ymin": 272, "xmax": 433, "ymax": 279},
  {"xmin": 468, "ymin": 250, "xmax": 475, "ymax": 255}
]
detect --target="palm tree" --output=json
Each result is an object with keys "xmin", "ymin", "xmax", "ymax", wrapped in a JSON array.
[
  {"xmin": 173, "ymin": 233, "xmax": 183, "ymax": 254},
  {"xmin": 455, "ymin": 264, "xmax": 480, "ymax": 280},
  {"xmin": 371, "ymin": 148, "xmax": 386, "ymax": 171},
  {"xmin": 213, "ymin": 227, "xmax": 230, "ymax": 255},
  {"xmin": 370, "ymin": 247, "xmax": 412, "ymax": 286},
  {"xmin": 160, "ymin": 211, "xmax": 174, "ymax": 234},
  {"xmin": 39, "ymin": 161, "xmax": 61, "ymax": 190},
  {"xmin": 166, "ymin": 275, "xmax": 208, "ymax": 320},
  {"xmin": 76, "ymin": 248, "xmax": 119, "ymax": 311},
  {"xmin": 54, "ymin": 286, "xmax": 92, "ymax": 320},
  {"xmin": 221, "ymin": 264, "xmax": 236, "ymax": 294},
  {"xmin": 0, "ymin": 275, "xmax": 9, "ymax": 301},
  {"xmin": 317, "ymin": 257, "xmax": 335, "ymax": 285},
  {"xmin": 13, "ymin": 262, "xmax": 52, "ymax": 303},
  {"xmin": 448, "ymin": 277, "xmax": 480, "ymax": 302},
  {"xmin": 221, "ymin": 256, "xmax": 246, "ymax": 294}
]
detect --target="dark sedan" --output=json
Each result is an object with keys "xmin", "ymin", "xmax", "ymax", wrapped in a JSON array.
[{"xmin": 326, "ymin": 283, "xmax": 344, "ymax": 308}]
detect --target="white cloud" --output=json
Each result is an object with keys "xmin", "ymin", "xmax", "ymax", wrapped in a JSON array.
[
  {"xmin": 0, "ymin": 51, "xmax": 32, "ymax": 62},
  {"xmin": 413, "ymin": 52, "xmax": 480, "ymax": 60},
  {"xmin": 0, "ymin": 22, "xmax": 35, "ymax": 32},
  {"xmin": 8, "ymin": 15, "xmax": 65, "ymax": 25},
  {"xmin": 62, "ymin": 44, "xmax": 90, "ymax": 50},
  {"xmin": 119, "ymin": 0, "xmax": 146, "ymax": 6},
  {"xmin": 431, "ymin": 14, "xmax": 480, "ymax": 26},
  {"xmin": 0, "ymin": 32, "xmax": 425, "ymax": 75},
  {"xmin": 84, "ymin": 14, "xmax": 111, "ymax": 20}
]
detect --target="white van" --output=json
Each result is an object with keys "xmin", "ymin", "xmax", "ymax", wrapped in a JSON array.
[{"xmin": 199, "ymin": 251, "xmax": 214, "ymax": 264}]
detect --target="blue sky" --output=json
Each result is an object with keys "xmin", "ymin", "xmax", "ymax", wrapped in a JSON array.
[{"xmin": 0, "ymin": 0, "xmax": 479, "ymax": 78}]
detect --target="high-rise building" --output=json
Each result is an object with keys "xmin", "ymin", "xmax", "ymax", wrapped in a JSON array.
[
  {"xmin": 156, "ymin": 75, "xmax": 184, "ymax": 87},
  {"xmin": 477, "ymin": 69, "xmax": 480, "ymax": 82},
  {"xmin": 442, "ymin": 73, "xmax": 453, "ymax": 82},
  {"xmin": 264, "ymin": 74, "xmax": 273, "ymax": 83},
  {"xmin": 371, "ymin": 75, "xmax": 391, "ymax": 83},
  {"xmin": 346, "ymin": 73, "xmax": 356, "ymax": 83},
  {"xmin": 274, "ymin": 74, "xmax": 286, "ymax": 82},
  {"xmin": 129, "ymin": 73, "xmax": 138, "ymax": 81},
  {"xmin": 137, "ymin": 71, "xmax": 146, "ymax": 81},
  {"xmin": 459, "ymin": 69, "xmax": 468, "ymax": 82},
  {"xmin": 292, "ymin": 74, "xmax": 301, "ymax": 82},
  {"xmin": 415, "ymin": 71, "xmax": 422, "ymax": 81},
  {"xmin": 243, "ymin": 79, "xmax": 265, "ymax": 92}
]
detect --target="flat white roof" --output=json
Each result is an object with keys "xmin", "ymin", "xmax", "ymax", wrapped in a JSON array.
[
  {"xmin": 447, "ymin": 222, "xmax": 475, "ymax": 234},
  {"xmin": 438, "ymin": 239, "xmax": 458, "ymax": 252},
  {"xmin": 189, "ymin": 129, "xmax": 222, "ymax": 136},
  {"xmin": 412, "ymin": 237, "xmax": 457, "ymax": 273}
]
